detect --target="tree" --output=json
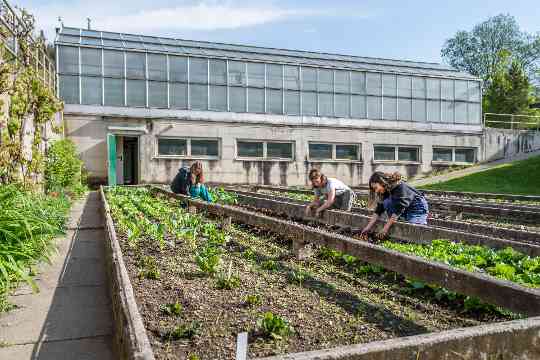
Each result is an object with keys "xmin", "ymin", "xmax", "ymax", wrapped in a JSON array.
[{"xmin": 441, "ymin": 14, "xmax": 540, "ymax": 86}]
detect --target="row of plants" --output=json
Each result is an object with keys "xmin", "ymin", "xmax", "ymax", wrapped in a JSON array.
[{"xmin": 258, "ymin": 189, "xmax": 368, "ymax": 207}]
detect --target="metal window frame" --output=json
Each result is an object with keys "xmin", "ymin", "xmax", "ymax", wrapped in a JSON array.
[
  {"xmin": 235, "ymin": 139, "xmax": 294, "ymax": 161},
  {"xmin": 155, "ymin": 136, "xmax": 221, "ymax": 159}
]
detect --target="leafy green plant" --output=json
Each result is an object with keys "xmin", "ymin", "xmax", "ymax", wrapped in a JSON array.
[
  {"xmin": 356, "ymin": 263, "xmax": 384, "ymax": 276},
  {"xmin": 195, "ymin": 246, "xmax": 222, "ymax": 275},
  {"xmin": 318, "ymin": 246, "xmax": 342, "ymax": 262},
  {"xmin": 242, "ymin": 249, "xmax": 256, "ymax": 262},
  {"xmin": 163, "ymin": 321, "xmax": 201, "ymax": 340},
  {"xmin": 257, "ymin": 312, "xmax": 292, "ymax": 340},
  {"xmin": 187, "ymin": 355, "xmax": 200, "ymax": 360},
  {"xmin": 288, "ymin": 269, "xmax": 309, "ymax": 285},
  {"xmin": 45, "ymin": 139, "xmax": 86, "ymax": 196},
  {"xmin": 138, "ymin": 256, "xmax": 160, "ymax": 280},
  {"xmin": 245, "ymin": 294, "xmax": 262, "ymax": 306},
  {"xmin": 160, "ymin": 302, "xmax": 182, "ymax": 316},
  {"xmin": 261, "ymin": 260, "xmax": 279, "ymax": 272},
  {"xmin": 215, "ymin": 262, "xmax": 241, "ymax": 290},
  {"xmin": 209, "ymin": 187, "xmax": 238, "ymax": 205}
]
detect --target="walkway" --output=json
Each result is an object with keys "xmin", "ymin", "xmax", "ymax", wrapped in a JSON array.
[{"xmin": 0, "ymin": 192, "xmax": 115, "ymax": 359}]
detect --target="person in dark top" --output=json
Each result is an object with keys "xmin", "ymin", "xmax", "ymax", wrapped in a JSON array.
[
  {"xmin": 359, "ymin": 171, "xmax": 428, "ymax": 241},
  {"xmin": 170, "ymin": 161, "xmax": 213, "ymax": 202}
]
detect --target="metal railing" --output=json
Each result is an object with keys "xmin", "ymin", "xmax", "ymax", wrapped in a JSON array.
[
  {"xmin": 483, "ymin": 112, "xmax": 540, "ymax": 131},
  {"xmin": 0, "ymin": 0, "xmax": 56, "ymax": 93}
]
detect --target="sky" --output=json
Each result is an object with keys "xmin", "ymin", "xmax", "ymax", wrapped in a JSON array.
[{"xmin": 16, "ymin": 0, "xmax": 540, "ymax": 65}]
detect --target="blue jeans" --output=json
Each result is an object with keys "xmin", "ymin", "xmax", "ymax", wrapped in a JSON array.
[{"xmin": 383, "ymin": 196, "xmax": 429, "ymax": 225}]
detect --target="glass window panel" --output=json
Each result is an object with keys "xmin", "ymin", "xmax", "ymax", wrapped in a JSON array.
[
  {"xmin": 267, "ymin": 142, "xmax": 293, "ymax": 159},
  {"xmin": 374, "ymin": 146, "xmax": 395, "ymax": 161},
  {"xmin": 81, "ymin": 37, "xmax": 101, "ymax": 46},
  {"xmin": 412, "ymin": 99, "xmax": 426, "ymax": 122},
  {"xmin": 61, "ymin": 28, "xmax": 81, "ymax": 36},
  {"xmin": 169, "ymin": 56, "xmax": 188, "ymax": 82},
  {"xmin": 335, "ymin": 94, "xmax": 350, "ymax": 118},
  {"xmin": 102, "ymin": 31, "xmax": 122, "ymax": 39},
  {"xmin": 209, "ymin": 85, "xmax": 227, "ymax": 111},
  {"xmin": 158, "ymin": 138, "xmax": 187, "ymax": 156},
  {"xmin": 302, "ymin": 92, "xmax": 317, "ymax": 116},
  {"xmin": 301, "ymin": 67, "xmax": 317, "ymax": 91},
  {"xmin": 455, "ymin": 102, "xmax": 467, "ymax": 123},
  {"xmin": 398, "ymin": 98, "xmax": 412, "ymax": 121},
  {"xmin": 266, "ymin": 89, "xmax": 283, "ymax": 114},
  {"xmin": 319, "ymin": 93, "xmax": 333, "ymax": 116},
  {"xmin": 80, "ymin": 48, "xmax": 101, "ymax": 75},
  {"xmin": 229, "ymin": 61, "xmax": 246, "ymax": 86},
  {"xmin": 318, "ymin": 69, "xmax": 333, "ymax": 92},
  {"xmin": 126, "ymin": 79, "xmax": 146, "ymax": 106},
  {"xmin": 209, "ymin": 59, "xmax": 227, "ymax": 85},
  {"xmin": 190, "ymin": 83, "xmax": 208, "ymax": 110},
  {"xmin": 427, "ymin": 100, "xmax": 441, "ymax": 122},
  {"xmin": 285, "ymin": 90, "xmax": 300, "ymax": 115},
  {"xmin": 442, "ymin": 101, "xmax": 454, "ymax": 123},
  {"xmin": 147, "ymin": 54, "xmax": 167, "ymax": 81},
  {"xmin": 383, "ymin": 74, "xmax": 397, "ymax": 97},
  {"xmin": 351, "ymin": 72, "xmax": 365, "ymax": 94},
  {"xmin": 229, "ymin": 87, "xmax": 246, "ymax": 112},
  {"xmin": 336, "ymin": 144, "xmax": 358, "ymax": 160},
  {"xmin": 81, "ymin": 76, "xmax": 102, "ymax": 105},
  {"xmin": 266, "ymin": 64, "xmax": 283, "ymax": 89},
  {"xmin": 123, "ymin": 41, "xmax": 144, "ymax": 50},
  {"xmin": 398, "ymin": 147, "xmax": 419, "ymax": 162},
  {"xmin": 455, "ymin": 148, "xmax": 475, "ymax": 163},
  {"xmin": 126, "ymin": 52, "xmax": 145, "ymax": 79},
  {"xmin": 335, "ymin": 71, "xmax": 349, "ymax": 93},
  {"xmin": 433, "ymin": 148, "xmax": 452, "ymax": 162},
  {"xmin": 190, "ymin": 58, "xmax": 208, "ymax": 84},
  {"xmin": 238, "ymin": 141, "xmax": 263, "ymax": 158},
  {"xmin": 468, "ymin": 103, "xmax": 481, "ymax": 124},
  {"xmin": 191, "ymin": 139, "xmax": 219, "ymax": 157},
  {"xmin": 366, "ymin": 73, "xmax": 382, "ymax": 95},
  {"xmin": 58, "ymin": 34, "xmax": 80, "ymax": 43},
  {"xmin": 309, "ymin": 143, "xmax": 332, "ymax": 160},
  {"xmin": 412, "ymin": 77, "xmax": 426, "ymax": 98},
  {"xmin": 59, "ymin": 75, "xmax": 79, "ymax": 104},
  {"xmin": 103, "ymin": 50, "xmax": 124, "ymax": 77},
  {"xmin": 351, "ymin": 95, "xmax": 366, "ymax": 118},
  {"xmin": 367, "ymin": 96, "xmax": 381, "ymax": 119},
  {"xmin": 104, "ymin": 78, "xmax": 124, "ymax": 106},
  {"xmin": 248, "ymin": 88, "xmax": 264, "ymax": 113},
  {"xmin": 148, "ymin": 81, "xmax": 167, "ymax": 108},
  {"xmin": 455, "ymin": 80, "xmax": 468, "ymax": 101},
  {"xmin": 426, "ymin": 78, "xmax": 440, "ymax": 99},
  {"xmin": 284, "ymin": 66, "xmax": 300, "ymax": 90},
  {"xmin": 468, "ymin": 81, "xmax": 481, "ymax": 102},
  {"xmin": 383, "ymin": 97, "xmax": 396, "ymax": 120},
  {"xmin": 397, "ymin": 76, "xmax": 411, "ymax": 98},
  {"xmin": 170, "ymin": 83, "xmax": 187, "ymax": 109},
  {"xmin": 247, "ymin": 62, "xmax": 264, "ymax": 87},
  {"xmin": 441, "ymin": 79, "xmax": 454, "ymax": 100},
  {"xmin": 103, "ymin": 39, "xmax": 124, "ymax": 48}
]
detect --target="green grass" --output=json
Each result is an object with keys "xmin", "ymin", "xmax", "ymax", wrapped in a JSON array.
[{"xmin": 421, "ymin": 155, "xmax": 540, "ymax": 195}]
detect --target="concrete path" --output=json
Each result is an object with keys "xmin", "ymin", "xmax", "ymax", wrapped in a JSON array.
[
  {"xmin": 0, "ymin": 192, "xmax": 115, "ymax": 360},
  {"xmin": 410, "ymin": 149, "xmax": 540, "ymax": 187}
]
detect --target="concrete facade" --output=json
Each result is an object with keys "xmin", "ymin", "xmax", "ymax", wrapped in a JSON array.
[{"xmin": 483, "ymin": 127, "xmax": 540, "ymax": 162}]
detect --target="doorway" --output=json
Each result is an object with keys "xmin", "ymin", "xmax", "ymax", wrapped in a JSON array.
[{"xmin": 122, "ymin": 137, "xmax": 139, "ymax": 185}]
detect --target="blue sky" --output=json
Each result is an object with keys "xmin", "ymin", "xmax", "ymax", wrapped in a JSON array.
[{"xmin": 19, "ymin": 0, "xmax": 540, "ymax": 64}]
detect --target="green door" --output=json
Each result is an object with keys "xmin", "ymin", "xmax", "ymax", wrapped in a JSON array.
[{"xmin": 107, "ymin": 134, "xmax": 117, "ymax": 186}]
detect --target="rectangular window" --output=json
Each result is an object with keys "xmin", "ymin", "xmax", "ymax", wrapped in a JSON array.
[
  {"xmin": 285, "ymin": 90, "xmax": 300, "ymax": 115},
  {"xmin": 351, "ymin": 95, "xmax": 366, "ymax": 118},
  {"xmin": 455, "ymin": 80, "xmax": 468, "ymax": 101},
  {"xmin": 169, "ymin": 56, "xmax": 188, "ymax": 82},
  {"xmin": 237, "ymin": 141, "xmax": 263, "ymax": 158},
  {"xmin": 157, "ymin": 138, "xmax": 219, "ymax": 157},
  {"xmin": 351, "ymin": 72, "xmax": 365, "ymax": 94},
  {"xmin": 126, "ymin": 79, "xmax": 146, "ymax": 107},
  {"xmin": 247, "ymin": 62, "xmax": 265, "ymax": 87},
  {"xmin": 103, "ymin": 50, "xmax": 124, "ymax": 77},
  {"xmin": 398, "ymin": 98, "xmax": 412, "ymax": 121},
  {"xmin": 170, "ymin": 83, "xmax": 187, "ymax": 109},
  {"xmin": 209, "ymin": 85, "xmax": 227, "ymax": 111},
  {"xmin": 191, "ymin": 139, "xmax": 219, "ymax": 157},
  {"xmin": 309, "ymin": 143, "xmax": 333, "ymax": 160},
  {"xmin": 454, "ymin": 101, "xmax": 467, "ymax": 123},
  {"xmin": 81, "ymin": 76, "xmax": 102, "ymax": 105},
  {"xmin": 190, "ymin": 58, "xmax": 208, "ymax": 84},
  {"xmin": 209, "ymin": 59, "xmax": 227, "ymax": 85},
  {"xmin": 308, "ymin": 143, "xmax": 360, "ymax": 161},
  {"xmin": 58, "ymin": 46, "xmax": 79, "ymax": 74},
  {"xmin": 148, "ymin": 81, "xmax": 167, "ymax": 108},
  {"xmin": 104, "ymin": 78, "xmax": 124, "ymax": 106},
  {"xmin": 412, "ymin": 99, "xmax": 426, "ymax": 122},
  {"xmin": 336, "ymin": 144, "xmax": 359, "ymax": 160},
  {"xmin": 433, "ymin": 147, "xmax": 453, "ymax": 162},
  {"xmin": 248, "ymin": 87, "xmax": 264, "ymax": 113},
  {"xmin": 373, "ymin": 145, "xmax": 418, "ymax": 163},
  {"xmin": 318, "ymin": 69, "xmax": 333, "ymax": 92},
  {"xmin": 158, "ymin": 138, "xmax": 187, "ymax": 156},
  {"xmin": 366, "ymin": 73, "xmax": 382, "ymax": 95},
  {"xmin": 441, "ymin": 79, "xmax": 454, "ymax": 100},
  {"xmin": 383, "ymin": 97, "xmax": 396, "ymax": 120},
  {"xmin": 126, "ymin": 52, "xmax": 146, "ymax": 79},
  {"xmin": 334, "ymin": 71, "xmax": 349, "ymax": 93},
  {"xmin": 267, "ymin": 142, "xmax": 293, "ymax": 159},
  {"xmin": 383, "ymin": 74, "xmax": 397, "ymax": 97},
  {"xmin": 442, "ymin": 101, "xmax": 454, "ymax": 123},
  {"xmin": 468, "ymin": 81, "xmax": 481, "ymax": 102},
  {"xmin": 301, "ymin": 67, "xmax": 317, "ymax": 91},
  {"xmin": 367, "ymin": 96, "xmax": 382, "ymax": 119},
  {"xmin": 190, "ymin": 83, "xmax": 208, "ymax": 110},
  {"xmin": 284, "ymin": 66, "xmax": 300, "ymax": 90},
  {"xmin": 373, "ymin": 146, "xmax": 396, "ymax": 161},
  {"xmin": 426, "ymin": 78, "xmax": 440, "ymax": 99},
  {"xmin": 266, "ymin": 64, "xmax": 283, "ymax": 89},
  {"xmin": 397, "ymin": 76, "xmax": 412, "ymax": 98},
  {"xmin": 398, "ymin": 147, "xmax": 419, "ymax": 162},
  {"xmin": 229, "ymin": 61, "xmax": 246, "ymax": 86},
  {"xmin": 81, "ymin": 48, "xmax": 101, "ymax": 76},
  {"xmin": 59, "ymin": 75, "xmax": 79, "ymax": 104},
  {"xmin": 455, "ymin": 148, "xmax": 475, "ymax": 163},
  {"xmin": 266, "ymin": 89, "xmax": 283, "ymax": 114},
  {"xmin": 468, "ymin": 103, "xmax": 481, "ymax": 124},
  {"xmin": 412, "ymin": 77, "xmax": 426, "ymax": 98},
  {"xmin": 147, "ymin": 53, "xmax": 167, "ymax": 81},
  {"xmin": 302, "ymin": 91, "xmax": 317, "ymax": 116},
  {"xmin": 335, "ymin": 94, "xmax": 350, "ymax": 118},
  {"xmin": 229, "ymin": 87, "xmax": 246, "ymax": 112},
  {"xmin": 427, "ymin": 100, "xmax": 441, "ymax": 122},
  {"xmin": 319, "ymin": 93, "xmax": 333, "ymax": 116}
]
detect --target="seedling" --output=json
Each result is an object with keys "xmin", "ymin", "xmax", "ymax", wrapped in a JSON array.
[
  {"xmin": 261, "ymin": 260, "xmax": 279, "ymax": 272},
  {"xmin": 138, "ymin": 256, "xmax": 160, "ymax": 280},
  {"xmin": 163, "ymin": 321, "xmax": 201, "ymax": 340},
  {"xmin": 195, "ymin": 246, "xmax": 222, "ymax": 275},
  {"xmin": 287, "ymin": 269, "xmax": 309, "ymax": 285},
  {"xmin": 257, "ymin": 312, "xmax": 292, "ymax": 340},
  {"xmin": 245, "ymin": 294, "xmax": 262, "ymax": 306},
  {"xmin": 318, "ymin": 246, "xmax": 341, "ymax": 262},
  {"xmin": 242, "ymin": 249, "xmax": 256, "ymax": 262},
  {"xmin": 342, "ymin": 254, "xmax": 357, "ymax": 267},
  {"xmin": 187, "ymin": 355, "xmax": 200, "ymax": 360},
  {"xmin": 356, "ymin": 263, "xmax": 384, "ymax": 276},
  {"xmin": 160, "ymin": 302, "xmax": 183, "ymax": 316},
  {"xmin": 215, "ymin": 262, "xmax": 241, "ymax": 290}
]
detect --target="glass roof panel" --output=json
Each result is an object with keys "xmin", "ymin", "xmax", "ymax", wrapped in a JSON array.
[
  {"xmin": 58, "ymin": 34, "xmax": 80, "ymax": 44},
  {"xmin": 103, "ymin": 39, "xmax": 124, "ymax": 48},
  {"xmin": 159, "ymin": 38, "xmax": 179, "ymax": 46},
  {"xmin": 82, "ymin": 30, "xmax": 101, "ymax": 37},
  {"xmin": 143, "ymin": 43, "xmax": 165, "ymax": 51},
  {"xmin": 123, "ymin": 41, "xmax": 146, "ymax": 50},
  {"xmin": 60, "ymin": 27, "xmax": 80, "ymax": 36},
  {"xmin": 121, "ymin": 34, "xmax": 142, "ymax": 42},
  {"xmin": 102, "ymin": 31, "xmax": 122, "ymax": 40},
  {"xmin": 81, "ymin": 37, "xmax": 102, "ymax": 46}
]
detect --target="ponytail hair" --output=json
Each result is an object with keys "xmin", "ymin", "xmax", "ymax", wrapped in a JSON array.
[
  {"xmin": 190, "ymin": 161, "xmax": 204, "ymax": 184},
  {"xmin": 308, "ymin": 168, "xmax": 326, "ymax": 186},
  {"xmin": 367, "ymin": 171, "xmax": 402, "ymax": 209}
]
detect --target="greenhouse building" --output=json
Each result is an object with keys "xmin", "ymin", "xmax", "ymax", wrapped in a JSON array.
[{"xmin": 55, "ymin": 26, "xmax": 483, "ymax": 186}]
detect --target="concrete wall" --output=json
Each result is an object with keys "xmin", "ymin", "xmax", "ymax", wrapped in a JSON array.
[
  {"xmin": 483, "ymin": 127, "xmax": 540, "ymax": 162},
  {"xmin": 64, "ymin": 105, "xmax": 484, "ymax": 186}
]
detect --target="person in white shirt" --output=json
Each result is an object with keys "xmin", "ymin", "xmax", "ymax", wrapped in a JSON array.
[{"xmin": 305, "ymin": 168, "xmax": 356, "ymax": 217}]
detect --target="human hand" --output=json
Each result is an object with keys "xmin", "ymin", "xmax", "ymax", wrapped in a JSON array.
[
  {"xmin": 315, "ymin": 208, "xmax": 323, "ymax": 218},
  {"xmin": 374, "ymin": 231, "xmax": 389, "ymax": 241},
  {"xmin": 304, "ymin": 205, "xmax": 312, "ymax": 217}
]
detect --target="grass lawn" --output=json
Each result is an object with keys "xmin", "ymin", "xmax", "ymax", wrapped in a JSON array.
[{"xmin": 421, "ymin": 155, "xmax": 540, "ymax": 195}]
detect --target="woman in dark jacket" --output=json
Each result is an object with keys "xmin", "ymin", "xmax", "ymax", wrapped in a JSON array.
[
  {"xmin": 170, "ymin": 161, "xmax": 213, "ymax": 202},
  {"xmin": 360, "ymin": 171, "xmax": 428, "ymax": 241}
]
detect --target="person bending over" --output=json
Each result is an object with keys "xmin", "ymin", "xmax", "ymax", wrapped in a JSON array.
[
  {"xmin": 304, "ymin": 169, "xmax": 356, "ymax": 217},
  {"xmin": 170, "ymin": 161, "xmax": 213, "ymax": 202},
  {"xmin": 360, "ymin": 171, "xmax": 428, "ymax": 241}
]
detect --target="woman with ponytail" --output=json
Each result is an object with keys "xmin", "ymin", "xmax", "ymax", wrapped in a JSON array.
[
  {"xmin": 170, "ymin": 161, "xmax": 213, "ymax": 202},
  {"xmin": 305, "ymin": 168, "xmax": 356, "ymax": 217},
  {"xmin": 360, "ymin": 171, "xmax": 428, "ymax": 241}
]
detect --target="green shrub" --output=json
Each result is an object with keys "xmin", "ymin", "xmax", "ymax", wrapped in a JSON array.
[
  {"xmin": 45, "ymin": 139, "xmax": 85, "ymax": 195},
  {"xmin": 257, "ymin": 312, "xmax": 292, "ymax": 340}
]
